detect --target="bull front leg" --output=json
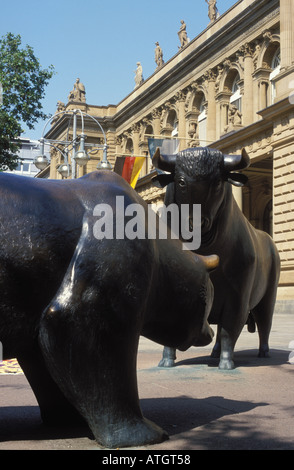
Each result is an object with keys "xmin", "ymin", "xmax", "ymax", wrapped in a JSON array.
[
  {"xmin": 39, "ymin": 299, "xmax": 168, "ymax": 448},
  {"xmin": 158, "ymin": 346, "xmax": 177, "ymax": 367},
  {"xmin": 215, "ymin": 308, "xmax": 247, "ymax": 370},
  {"xmin": 217, "ymin": 326, "xmax": 236, "ymax": 370}
]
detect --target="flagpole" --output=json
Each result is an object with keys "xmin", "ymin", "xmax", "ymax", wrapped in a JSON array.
[{"xmin": 115, "ymin": 153, "xmax": 148, "ymax": 158}]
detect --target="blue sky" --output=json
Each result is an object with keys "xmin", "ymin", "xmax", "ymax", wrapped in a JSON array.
[{"xmin": 0, "ymin": 0, "xmax": 237, "ymax": 140}]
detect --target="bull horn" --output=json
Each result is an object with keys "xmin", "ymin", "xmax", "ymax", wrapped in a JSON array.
[
  {"xmin": 152, "ymin": 148, "xmax": 177, "ymax": 173},
  {"xmin": 223, "ymin": 148, "xmax": 250, "ymax": 172},
  {"xmin": 199, "ymin": 254, "xmax": 219, "ymax": 272}
]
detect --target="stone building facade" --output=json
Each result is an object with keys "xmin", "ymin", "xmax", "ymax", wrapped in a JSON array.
[{"xmin": 40, "ymin": 0, "xmax": 294, "ymax": 309}]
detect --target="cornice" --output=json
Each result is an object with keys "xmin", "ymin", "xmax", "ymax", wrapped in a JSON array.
[
  {"xmin": 258, "ymin": 97, "xmax": 294, "ymax": 122},
  {"xmin": 209, "ymin": 117, "xmax": 273, "ymax": 151}
]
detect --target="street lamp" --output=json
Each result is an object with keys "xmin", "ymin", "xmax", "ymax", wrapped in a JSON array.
[
  {"xmin": 97, "ymin": 145, "xmax": 112, "ymax": 170},
  {"xmin": 34, "ymin": 138, "xmax": 50, "ymax": 170},
  {"xmin": 74, "ymin": 132, "xmax": 90, "ymax": 166},
  {"xmin": 34, "ymin": 108, "xmax": 112, "ymax": 177},
  {"xmin": 57, "ymin": 148, "xmax": 71, "ymax": 178}
]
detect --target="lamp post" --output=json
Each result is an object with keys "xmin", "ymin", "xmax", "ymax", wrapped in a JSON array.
[{"xmin": 34, "ymin": 108, "xmax": 112, "ymax": 177}]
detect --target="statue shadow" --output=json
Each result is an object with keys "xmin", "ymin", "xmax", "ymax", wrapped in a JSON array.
[
  {"xmin": 0, "ymin": 406, "xmax": 93, "ymax": 443},
  {"xmin": 141, "ymin": 395, "xmax": 266, "ymax": 437},
  {"xmin": 175, "ymin": 348, "xmax": 289, "ymax": 368},
  {"xmin": 141, "ymin": 395, "xmax": 294, "ymax": 449}
]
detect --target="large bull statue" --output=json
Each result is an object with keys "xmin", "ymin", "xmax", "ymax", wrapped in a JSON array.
[
  {"xmin": 0, "ymin": 170, "xmax": 217, "ymax": 448},
  {"xmin": 153, "ymin": 146, "xmax": 280, "ymax": 370}
]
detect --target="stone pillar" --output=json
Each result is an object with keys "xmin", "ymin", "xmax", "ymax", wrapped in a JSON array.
[
  {"xmin": 105, "ymin": 129, "xmax": 116, "ymax": 168},
  {"xmin": 243, "ymin": 44, "xmax": 254, "ymax": 126},
  {"xmin": 216, "ymin": 92, "xmax": 231, "ymax": 135},
  {"xmin": 260, "ymin": 81, "xmax": 268, "ymax": 109},
  {"xmin": 206, "ymin": 72, "xmax": 216, "ymax": 144},
  {"xmin": 280, "ymin": 0, "xmax": 294, "ymax": 70},
  {"xmin": 132, "ymin": 123, "xmax": 140, "ymax": 155},
  {"xmin": 176, "ymin": 91, "xmax": 186, "ymax": 150},
  {"xmin": 152, "ymin": 108, "xmax": 161, "ymax": 137}
]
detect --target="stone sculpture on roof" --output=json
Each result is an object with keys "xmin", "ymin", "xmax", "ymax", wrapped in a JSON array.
[{"xmin": 68, "ymin": 78, "xmax": 86, "ymax": 102}]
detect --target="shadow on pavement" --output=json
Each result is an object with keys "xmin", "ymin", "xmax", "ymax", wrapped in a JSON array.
[{"xmin": 175, "ymin": 348, "xmax": 289, "ymax": 368}]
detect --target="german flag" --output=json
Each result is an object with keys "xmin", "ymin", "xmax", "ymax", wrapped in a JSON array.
[{"xmin": 114, "ymin": 156, "xmax": 145, "ymax": 188}]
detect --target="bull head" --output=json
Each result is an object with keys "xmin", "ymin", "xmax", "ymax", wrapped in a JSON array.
[{"xmin": 152, "ymin": 147, "xmax": 250, "ymax": 187}]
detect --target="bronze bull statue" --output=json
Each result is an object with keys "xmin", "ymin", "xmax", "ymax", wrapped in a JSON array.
[
  {"xmin": 153, "ymin": 146, "xmax": 280, "ymax": 370},
  {"xmin": 0, "ymin": 170, "xmax": 218, "ymax": 448}
]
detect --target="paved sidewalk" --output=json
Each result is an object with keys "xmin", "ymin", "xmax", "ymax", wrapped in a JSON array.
[{"xmin": 0, "ymin": 313, "xmax": 293, "ymax": 450}]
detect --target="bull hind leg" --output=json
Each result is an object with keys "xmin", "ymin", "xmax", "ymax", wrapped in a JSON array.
[
  {"xmin": 158, "ymin": 346, "xmax": 177, "ymax": 367},
  {"xmin": 17, "ymin": 343, "xmax": 84, "ymax": 426},
  {"xmin": 252, "ymin": 287, "xmax": 277, "ymax": 358}
]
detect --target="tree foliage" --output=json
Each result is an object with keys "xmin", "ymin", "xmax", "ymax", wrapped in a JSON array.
[{"xmin": 0, "ymin": 33, "xmax": 54, "ymax": 170}]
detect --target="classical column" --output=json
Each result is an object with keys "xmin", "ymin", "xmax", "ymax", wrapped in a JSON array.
[
  {"xmin": 280, "ymin": 0, "xmax": 294, "ymax": 69},
  {"xmin": 216, "ymin": 91, "xmax": 231, "ymax": 135},
  {"xmin": 243, "ymin": 44, "xmax": 254, "ymax": 126},
  {"xmin": 206, "ymin": 70, "xmax": 216, "ymax": 144},
  {"xmin": 176, "ymin": 91, "xmax": 186, "ymax": 150},
  {"xmin": 260, "ymin": 81, "xmax": 268, "ymax": 109},
  {"xmin": 131, "ymin": 123, "xmax": 140, "ymax": 155},
  {"xmin": 105, "ymin": 129, "xmax": 116, "ymax": 168},
  {"xmin": 152, "ymin": 108, "xmax": 161, "ymax": 137}
]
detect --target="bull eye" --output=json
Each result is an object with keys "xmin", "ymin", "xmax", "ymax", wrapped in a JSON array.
[{"xmin": 177, "ymin": 176, "xmax": 186, "ymax": 189}]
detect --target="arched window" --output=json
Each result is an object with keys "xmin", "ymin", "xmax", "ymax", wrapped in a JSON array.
[
  {"xmin": 126, "ymin": 138, "xmax": 134, "ymax": 155},
  {"xmin": 230, "ymin": 75, "xmax": 242, "ymax": 111},
  {"xmin": 269, "ymin": 48, "xmax": 280, "ymax": 104},
  {"xmin": 198, "ymin": 97, "xmax": 207, "ymax": 146},
  {"xmin": 166, "ymin": 109, "xmax": 178, "ymax": 137}
]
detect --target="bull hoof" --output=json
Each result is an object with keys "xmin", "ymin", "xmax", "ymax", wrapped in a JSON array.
[
  {"xmin": 92, "ymin": 417, "xmax": 169, "ymax": 449},
  {"xmin": 158, "ymin": 358, "xmax": 175, "ymax": 367},
  {"xmin": 258, "ymin": 349, "xmax": 270, "ymax": 358},
  {"xmin": 218, "ymin": 358, "xmax": 235, "ymax": 370}
]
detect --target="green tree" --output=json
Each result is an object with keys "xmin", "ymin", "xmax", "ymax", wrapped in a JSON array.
[{"xmin": 0, "ymin": 33, "xmax": 54, "ymax": 170}]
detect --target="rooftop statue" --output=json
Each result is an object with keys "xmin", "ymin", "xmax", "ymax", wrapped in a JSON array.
[
  {"xmin": 178, "ymin": 20, "xmax": 188, "ymax": 49},
  {"xmin": 134, "ymin": 62, "xmax": 144, "ymax": 88},
  {"xmin": 206, "ymin": 0, "xmax": 219, "ymax": 23},
  {"xmin": 155, "ymin": 42, "xmax": 164, "ymax": 68},
  {"xmin": 68, "ymin": 78, "xmax": 86, "ymax": 102}
]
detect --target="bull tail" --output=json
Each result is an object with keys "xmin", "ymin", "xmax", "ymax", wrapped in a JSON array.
[{"xmin": 247, "ymin": 311, "xmax": 256, "ymax": 333}]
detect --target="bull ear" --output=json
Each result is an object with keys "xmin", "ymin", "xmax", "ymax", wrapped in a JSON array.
[
  {"xmin": 227, "ymin": 172, "xmax": 248, "ymax": 187},
  {"xmin": 152, "ymin": 173, "xmax": 174, "ymax": 188},
  {"xmin": 152, "ymin": 148, "xmax": 177, "ymax": 173},
  {"xmin": 224, "ymin": 148, "xmax": 250, "ymax": 172}
]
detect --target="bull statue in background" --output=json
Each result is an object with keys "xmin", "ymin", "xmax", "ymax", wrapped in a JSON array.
[
  {"xmin": 0, "ymin": 170, "xmax": 218, "ymax": 448},
  {"xmin": 153, "ymin": 146, "xmax": 280, "ymax": 370}
]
